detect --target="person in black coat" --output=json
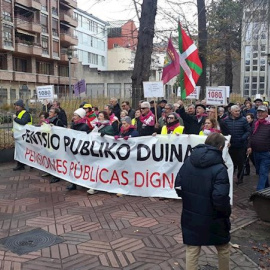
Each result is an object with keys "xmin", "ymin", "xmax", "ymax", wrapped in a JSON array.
[
  {"xmin": 47, "ymin": 108, "xmax": 64, "ymax": 127},
  {"xmin": 222, "ymin": 105, "xmax": 251, "ymax": 184},
  {"xmin": 52, "ymin": 101, "xmax": 67, "ymax": 127},
  {"xmin": 176, "ymin": 100, "xmax": 207, "ymax": 134},
  {"xmin": 115, "ymin": 116, "xmax": 139, "ymax": 139},
  {"xmin": 67, "ymin": 108, "xmax": 90, "ymax": 190},
  {"xmin": 175, "ymin": 133, "xmax": 231, "ymax": 270}
]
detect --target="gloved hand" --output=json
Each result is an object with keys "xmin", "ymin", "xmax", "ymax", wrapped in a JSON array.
[
  {"xmin": 100, "ymin": 132, "xmax": 105, "ymax": 137},
  {"xmin": 124, "ymin": 136, "xmax": 130, "ymax": 140},
  {"xmin": 114, "ymin": 135, "xmax": 120, "ymax": 140}
]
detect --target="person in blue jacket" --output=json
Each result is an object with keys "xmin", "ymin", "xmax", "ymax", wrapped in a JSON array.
[{"xmin": 175, "ymin": 133, "xmax": 231, "ymax": 270}]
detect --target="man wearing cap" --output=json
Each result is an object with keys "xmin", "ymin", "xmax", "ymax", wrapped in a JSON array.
[
  {"xmin": 247, "ymin": 105, "xmax": 270, "ymax": 190},
  {"xmin": 177, "ymin": 100, "xmax": 207, "ymax": 134},
  {"xmin": 13, "ymin": 99, "xmax": 32, "ymax": 171},
  {"xmin": 224, "ymin": 105, "xmax": 251, "ymax": 184},
  {"xmin": 83, "ymin": 104, "xmax": 97, "ymax": 131},
  {"xmin": 254, "ymin": 98, "xmax": 263, "ymax": 111}
]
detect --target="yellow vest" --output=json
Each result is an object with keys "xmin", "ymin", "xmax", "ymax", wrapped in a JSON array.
[
  {"xmin": 18, "ymin": 110, "xmax": 32, "ymax": 125},
  {"xmin": 161, "ymin": 125, "xmax": 184, "ymax": 135},
  {"xmin": 131, "ymin": 118, "xmax": 136, "ymax": 125}
]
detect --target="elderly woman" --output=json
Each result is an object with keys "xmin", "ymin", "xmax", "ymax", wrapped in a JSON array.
[
  {"xmin": 115, "ymin": 116, "xmax": 139, "ymax": 140},
  {"xmin": 161, "ymin": 113, "xmax": 184, "ymax": 135},
  {"xmin": 66, "ymin": 108, "xmax": 90, "ymax": 190},
  {"xmin": 48, "ymin": 107, "xmax": 64, "ymax": 127}
]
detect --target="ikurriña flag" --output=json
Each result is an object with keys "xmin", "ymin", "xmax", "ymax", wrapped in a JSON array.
[
  {"xmin": 178, "ymin": 22, "xmax": 202, "ymax": 99},
  {"xmin": 161, "ymin": 38, "xmax": 180, "ymax": 84}
]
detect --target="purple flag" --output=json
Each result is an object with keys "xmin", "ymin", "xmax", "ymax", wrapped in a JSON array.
[
  {"xmin": 74, "ymin": 81, "xmax": 80, "ymax": 97},
  {"xmin": 79, "ymin": 79, "xmax": 86, "ymax": 93}
]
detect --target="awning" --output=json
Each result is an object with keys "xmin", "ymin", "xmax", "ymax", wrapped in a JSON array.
[{"xmin": 16, "ymin": 29, "xmax": 36, "ymax": 37}]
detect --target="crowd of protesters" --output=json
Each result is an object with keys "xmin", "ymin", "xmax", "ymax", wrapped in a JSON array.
[{"xmin": 12, "ymin": 96, "xmax": 270, "ymax": 192}]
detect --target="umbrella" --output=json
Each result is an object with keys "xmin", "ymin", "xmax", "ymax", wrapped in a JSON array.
[{"xmin": 237, "ymin": 154, "xmax": 250, "ymax": 185}]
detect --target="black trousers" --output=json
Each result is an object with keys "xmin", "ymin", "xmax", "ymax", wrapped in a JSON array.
[{"xmin": 229, "ymin": 147, "xmax": 246, "ymax": 179}]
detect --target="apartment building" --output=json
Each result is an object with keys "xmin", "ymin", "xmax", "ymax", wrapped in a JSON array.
[
  {"xmin": 74, "ymin": 8, "xmax": 108, "ymax": 71},
  {"xmin": 240, "ymin": 0, "xmax": 270, "ymax": 98},
  {"xmin": 0, "ymin": 0, "xmax": 78, "ymax": 103}
]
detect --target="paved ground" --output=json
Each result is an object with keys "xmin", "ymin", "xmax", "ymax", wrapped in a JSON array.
[{"xmin": 0, "ymin": 162, "xmax": 263, "ymax": 270}]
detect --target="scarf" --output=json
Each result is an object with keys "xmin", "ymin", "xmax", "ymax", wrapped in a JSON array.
[
  {"xmin": 86, "ymin": 111, "xmax": 96, "ymax": 118},
  {"xmin": 166, "ymin": 120, "xmax": 180, "ymax": 134},
  {"xmin": 109, "ymin": 113, "xmax": 117, "ymax": 123},
  {"xmin": 139, "ymin": 111, "xmax": 155, "ymax": 126},
  {"xmin": 201, "ymin": 128, "xmax": 221, "ymax": 136},
  {"xmin": 93, "ymin": 120, "xmax": 110, "ymax": 131},
  {"xmin": 120, "ymin": 125, "xmax": 135, "ymax": 134},
  {"xmin": 73, "ymin": 117, "xmax": 87, "ymax": 125},
  {"xmin": 196, "ymin": 113, "xmax": 208, "ymax": 119},
  {"xmin": 253, "ymin": 119, "xmax": 270, "ymax": 134}
]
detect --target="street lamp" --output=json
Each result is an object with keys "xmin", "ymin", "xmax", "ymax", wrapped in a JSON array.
[{"xmin": 67, "ymin": 48, "xmax": 73, "ymax": 97}]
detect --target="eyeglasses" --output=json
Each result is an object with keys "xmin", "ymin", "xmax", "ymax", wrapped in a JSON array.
[
  {"xmin": 167, "ymin": 117, "xmax": 175, "ymax": 119},
  {"xmin": 140, "ymin": 107, "xmax": 147, "ymax": 110}
]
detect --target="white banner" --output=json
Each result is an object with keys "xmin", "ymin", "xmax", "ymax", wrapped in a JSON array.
[
  {"xmin": 186, "ymin": 86, "xmax": 201, "ymax": 99},
  {"xmin": 143, "ymin": 81, "xmax": 164, "ymax": 98},
  {"xmin": 13, "ymin": 123, "xmax": 233, "ymax": 201}
]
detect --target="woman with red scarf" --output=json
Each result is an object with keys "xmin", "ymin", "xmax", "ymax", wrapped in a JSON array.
[
  {"xmin": 161, "ymin": 113, "xmax": 184, "ymax": 135},
  {"xmin": 115, "ymin": 116, "xmax": 139, "ymax": 140},
  {"xmin": 199, "ymin": 117, "xmax": 221, "ymax": 136},
  {"xmin": 83, "ymin": 103, "xmax": 97, "ymax": 130}
]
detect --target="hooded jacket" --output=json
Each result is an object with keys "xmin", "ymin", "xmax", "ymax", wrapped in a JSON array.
[{"xmin": 175, "ymin": 144, "xmax": 231, "ymax": 246}]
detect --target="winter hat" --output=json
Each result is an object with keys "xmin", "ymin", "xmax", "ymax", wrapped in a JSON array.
[
  {"xmin": 121, "ymin": 116, "xmax": 132, "ymax": 125},
  {"xmin": 14, "ymin": 99, "xmax": 24, "ymax": 107},
  {"xmin": 74, "ymin": 108, "xmax": 86, "ymax": 118}
]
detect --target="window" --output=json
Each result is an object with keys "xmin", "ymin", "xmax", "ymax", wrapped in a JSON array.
[
  {"xmin": 0, "ymin": 55, "xmax": 7, "ymax": 70},
  {"xmin": 40, "ymin": 0, "xmax": 47, "ymax": 11},
  {"xmin": 37, "ymin": 61, "xmax": 51, "ymax": 75},
  {"xmin": 260, "ymin": 59, "xmax": 266, "ymax": 71},
  {"xmin": 14, "ymin": 58, "xmax": 27, "ymax": 72},
  {"xmin": 244, "ymin": 76, "xmax": 250, "ymax": 90},
  {"xmin": 2, "ymin": 11, "xmax": 11, "ymax": 22},
  {"xmin": 58, "ymin": 65, "xmax": 69, "ymax": 77},
  {"xmin": 3, "ymin": 24, "xmax": 13, "ymax": 46},
  {"xmin": 52, "ymin": 0, "xmax": 58, "ymax": 15},
  {"xmin": 41, "ymin": 14, "xmax": 48, "ymax": 33},
  {"xmin": 53, "ymin": 41, "xmax": 59, "ymax": 57},
  {"xmin": 261, "ymin": 45, "xmax": 266, "ymax": 52},
  {"xmin": 52, "ymin": 18, "xmax": 58, "ymax": 36},
  {"xmin": 41, "ymin": 36, "xmax": 49, "ymax": 55},
  {"xmin": 245, "ymin": 46, "xmax": 251, "ymax": 59},
  {"xmin": 252, "ymin": 77, "xmax": 257, "ymax": 91}
]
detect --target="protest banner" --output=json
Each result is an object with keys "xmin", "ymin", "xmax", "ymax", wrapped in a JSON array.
[
  {"xmin": 206, "ymin": 86, "xmax": 227, "ymax": 106},
  {"xmin": 36, "ymin": 85, "xmax": 54, "ymax": 100},
  {"xmin": 13, "ymin": 123, "xmax": 233, "ymax": 201},
  {"xmin": 143, "ymin": 81, "xmax": 164, "ymax": 98}
]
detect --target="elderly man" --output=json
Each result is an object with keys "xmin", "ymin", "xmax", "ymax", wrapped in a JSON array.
[
  {"xmin": 177, "ymin": 100, "xmax": 207, "ymax": 134},
  {"xmin": 223, "ymin": 105, "xmax": 251, "ymax": 184},
  {"xmin": 13, "ymin": 99, "xmax": 32, "ymax": 171},
  {"xmin": 187, "ymin": 104, "xmax": 195, "ymax": 115},
  {"xmin": 110, "ymin": 97, "xmax": 121, "ymax": 120},
  {"xmin": 247, "ymin": 105, "xmax": 270, "ymax": 190},
  {"xmin": 137, "ymin": 101, "xmax": 155, "ymax": 136}
]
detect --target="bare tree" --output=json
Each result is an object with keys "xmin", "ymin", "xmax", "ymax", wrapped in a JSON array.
[{"xmin": 131, "ymin": 0, "xmax": 158, "ymax": 105}]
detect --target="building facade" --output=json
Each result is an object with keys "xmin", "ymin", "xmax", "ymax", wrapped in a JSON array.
[
  {"xmin": 240, "ymin": 0, "xmax": 270, "ymax": 98},
  {"xmin": 74, "ymin": 9, "xmax": 108, "ymax": 71},
  {"xmin": 0, "ymin": 0, "xmax": 78, "ymax": 104}
]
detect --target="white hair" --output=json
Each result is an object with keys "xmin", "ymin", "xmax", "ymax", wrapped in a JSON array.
[
  {"xmin": 231, "ymin": 105, "xmax": 240, "ymax": 111},
  {"xmin": 141, "ymin": 101, "xmax": 150, "ymax": 108}
]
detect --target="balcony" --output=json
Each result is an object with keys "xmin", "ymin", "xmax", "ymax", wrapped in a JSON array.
[
  {"xmin": 15, "ymin": 42, "xmax": 42, "ymax": 56},
  {"xmin": 59, "ymin": 76, "xmax": 69, "ymax": 85},
  {"xmin": 60, "ymin": 54, "xmax": 78, "ymax": 64},
  {"xmin": 15, "ymin": 0, "xmax": 41, "ymax": 10},
  {"xmin": 37, "ymin": 74, "xmax": 49, "ymax": 84},
  {"xmin": 60, "ymin": 0, "xmax": 77, "ymax": 9},
  {"xmin": 14, "ymin": 72, "xmax": 36, "ymax": 82},
  {"xmin": 0, "ymin": 70, "xmax": 13, "ymax": 81},
  {"xmin": 60, "ymin": 13, "xmax": 78, "ymax": 27},
  {"xmin": 49, "ymin": 75, "xmax": 59, "ymax": 84},
  {"xmin": 60, "ymin": 32, "xmax": 78, "ymax": 46},
  {"xmin": 15, "ymin": 17, "xmax": 41, "ymax": 33}
]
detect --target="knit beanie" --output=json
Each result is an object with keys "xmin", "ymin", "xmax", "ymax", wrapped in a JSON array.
[{"xmin": 74, "ymin": 108, "xmax": 86, "ymax": 118}]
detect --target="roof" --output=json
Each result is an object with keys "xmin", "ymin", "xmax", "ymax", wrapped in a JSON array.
[
  {"xmin": 75, "ymin": 8, "xmax": 109, "ymax": 25},
  {"xmin": 107, "ymin": 20, "xmax": 131, "ymax": 28}
]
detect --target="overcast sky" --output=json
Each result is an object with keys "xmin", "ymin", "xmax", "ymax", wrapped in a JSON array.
[{"xmin": 76, "ymin": 0, "xmax": 201, "ymax": 39}]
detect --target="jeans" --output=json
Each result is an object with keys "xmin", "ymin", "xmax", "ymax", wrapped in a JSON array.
[
  {"xmin": 186, "ymin": 243, "xmax": 230, "ymax": 270},
  {"xmin": 253, "ymin": 151, "xmax": 270, "ymax": 190}
]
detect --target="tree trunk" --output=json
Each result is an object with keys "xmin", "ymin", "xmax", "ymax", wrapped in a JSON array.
[
  {"xmin": 196, "ymin": 0, "xmax": 207, "ymax": 99},
  {"xmin": 225, "ymin": 41, "xmax": 233, "ymax": 91},
  {"xmin": 131, "ymin": 0, "xmax": 158, "ymax": 107}
]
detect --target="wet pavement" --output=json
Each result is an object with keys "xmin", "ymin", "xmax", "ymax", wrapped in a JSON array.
[{"xmin": 0, "ymin": 161, "xmax": 267, "ymax": 269}]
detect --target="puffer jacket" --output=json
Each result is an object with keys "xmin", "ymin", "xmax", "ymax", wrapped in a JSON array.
[
  {"xmin": 223, "ymin": 115, "xmax": 251, "ymax": 148},
  {"xmin": 175, "ymin": 144, "xmax": 231, "ymax": 246}
]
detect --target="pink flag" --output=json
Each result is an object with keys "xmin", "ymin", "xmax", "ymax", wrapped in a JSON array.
[{"xmin": 161, "ymin": 38, "xmax": 180, "ymax": 84}]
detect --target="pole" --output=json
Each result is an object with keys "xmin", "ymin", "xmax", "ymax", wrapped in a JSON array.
[{"xmin": 68, "ymin": 57, "xmax": 72, "ymax": 97}]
